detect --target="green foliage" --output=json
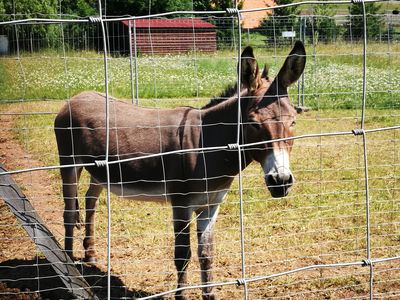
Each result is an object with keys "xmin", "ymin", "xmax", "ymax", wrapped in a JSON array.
[
  {"xmin": 61, "ymin": 0, "xmax": 97, "ymax": 17},
  {"xmin": 160, "ymin": 0, "xmax": 193, "ymax": 12},
  {"xmin": 105, "ymin": 0, "xmax": 194, "ymax": 16},
  {"xmin": 309, "ymin": 4, "xmax": 341, "ymax": 44},
  {"xmin": 0, "ymin": 0, "xmax": 233, "ymax": 20},
  {"xmin": 259, "ymin": 2, "xmax": 387, "ymax": 43},
  {"xmin": 0, "ymin": 0, "xmax": 62, "ymax": 51},
  {"xmin": 260, "ymin": 0, "xmax": 300, "ymax": 42},
  {"xmin": 191, "ymin": 1, "xmax": 243, "ymax": 50},
  {"xmin": 0, "ymin": 0, "xmax": 58, "ymax": 18},
  {"xmin": 61, "ymin": 0, "xmax": 194, "ymax": 18},
  {"xmin": 193, "ymin": 0, "xmax": 242, "ymax": 11},
  {"xmin": 346, "ymin": 3, "xmax": 384, "ymax": 40},
  {"xmin": 0, "ymin": 1, "xmax": 4, "ymax": 15},
  {"xmin": 272, "ymin": 0, "xmax": 299, "ymax": 17}
]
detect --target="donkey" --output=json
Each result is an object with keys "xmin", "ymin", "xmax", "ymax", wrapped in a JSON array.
[{"xmin": 54, "ymin": 41, "xmax": 306, "ymax": 299}]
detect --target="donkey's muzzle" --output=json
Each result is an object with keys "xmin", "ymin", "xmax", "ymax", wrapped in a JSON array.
[{"xmin": 265, "ymin": 172, "xmax": 294, "ymax": 198}]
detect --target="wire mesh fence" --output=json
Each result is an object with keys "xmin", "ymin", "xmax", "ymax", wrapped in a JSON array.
[{"xmin": 0, "ymin": 0, "xmax": 399, "ymax": 299}]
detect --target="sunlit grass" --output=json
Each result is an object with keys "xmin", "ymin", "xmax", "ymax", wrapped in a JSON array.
[{"xmin": 1, "ymin": 42, "xmax": 400, "ymax": 110}]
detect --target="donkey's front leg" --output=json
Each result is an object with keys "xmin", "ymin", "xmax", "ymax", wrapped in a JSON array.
[
  {"xmin": 60, "ymin": 166, "xmax": 83, "ymax": 259},
  {"xmin": 172, "ymin": 205, "xmax": 193, "ymax": 300},
  {"xmin": 196, "ymin": 204, "xmax": 220, "ymax": 300}
]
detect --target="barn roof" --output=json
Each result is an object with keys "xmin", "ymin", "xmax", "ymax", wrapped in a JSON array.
[{"xmin": 122, "ymin": 18, "xmax": 216, "ymax": 29}]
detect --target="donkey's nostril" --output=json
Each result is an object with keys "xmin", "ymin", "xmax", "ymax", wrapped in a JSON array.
[
  {"xmin": 280, "ymin": 172, "xmax": 292, "ymax": 184},
  {"xmin": 266, "ymin": 173, "xmax": 278, "ymax": 187},
  {"xmin": 265, "ymin": 172, "xmax": 294, "ymax": 198},
  {"xmin": 287, "ymin": 174, "xmax": 294, "ymax": 186},
  {"xmin": 266, "ymin": 172, "xmax": 293, "ymax": 186}
]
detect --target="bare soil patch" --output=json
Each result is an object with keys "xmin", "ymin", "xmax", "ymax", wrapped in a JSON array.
[
  {"xmin": 0, "ymin": 114, "xmax": 67, "ymax": 298},
  {"xmin": 0, "ymin": 114, "xmax": 152, "ymax": 299},
  {"xmin": 0, "ymin": 114, "xmax": 61, "ymax": 258}
]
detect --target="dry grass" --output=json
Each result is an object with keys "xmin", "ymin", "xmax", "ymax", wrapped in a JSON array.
[{"xmin": 0, "ymin": 99, "xmax": 398, "ymax": 299}]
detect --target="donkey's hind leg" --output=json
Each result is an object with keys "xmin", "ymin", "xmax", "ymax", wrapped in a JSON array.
[
  {"xmin": 61, "ymin": 166, "xmax": 83, "ymax": 259},
  {"xmin": 196, "ymin": 204, "xmax": 220, "ymax": 300},
  {"xmin": 172, "ymin": 204, "xmax": 193, "ymax": 300},
  {"xmin": 83, "ymin": 176, "xmax": 102, "ymax": 264}
]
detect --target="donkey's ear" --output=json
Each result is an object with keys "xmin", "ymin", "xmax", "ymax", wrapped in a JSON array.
[
  {"xmin": 276, "ymin": 41, "xmax": 306, "ymax": 89},
  {"xmin": 240, "ymin": 46, "xmax": 260, "ymax": 92}
]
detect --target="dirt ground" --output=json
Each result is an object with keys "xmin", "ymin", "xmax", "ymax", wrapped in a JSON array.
[
  {"xmin": 0, "ymin": 114, "xmax": 163, "ymax": 299},
  {"xmin": 0, "ymin": 114, "xmax": 126, "ymax": 300},
  {"xmin": 0, "ymin": 113, "xmax": 69, "ymax": 299}
]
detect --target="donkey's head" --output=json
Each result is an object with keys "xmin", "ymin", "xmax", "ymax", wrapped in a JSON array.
[{"xmin": 241, "ymin": 42, "xmax": 306, "ymax": 198}]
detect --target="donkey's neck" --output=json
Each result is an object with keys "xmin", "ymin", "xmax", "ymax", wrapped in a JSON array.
[
  {"xmin": 200, "ymin": 93, "xmax": 255, "ymax": 175},
  {"xmin": 202, "ymin": 92, "xmax": 252, "ymax": 127}
]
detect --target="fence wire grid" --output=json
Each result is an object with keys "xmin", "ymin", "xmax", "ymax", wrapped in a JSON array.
[{"xmin": 0, "ymin": 0, "xmax": 400, "ymax": 299}]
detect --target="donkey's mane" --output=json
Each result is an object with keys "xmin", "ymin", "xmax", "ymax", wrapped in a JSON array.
[{"xmin": 201, "ymin": 83, "xmax": 238, "ymax": 109}]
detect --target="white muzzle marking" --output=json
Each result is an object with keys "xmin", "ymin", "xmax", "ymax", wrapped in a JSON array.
[
  {"xmin": 263, "ymin": 149, "xmax": 291, "ymax": 177},
  {"xmin": 262, "ymin": 149, "xmax": 294, "ymax": 197}
]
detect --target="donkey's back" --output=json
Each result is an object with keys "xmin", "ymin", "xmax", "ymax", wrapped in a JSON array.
[
  {"xmin": 55, "ymin": 91, "xmax": 199, "ymax": 161},
  {"xmin": 54, "ymin": 91, "xmax": 203, "ymax": 185}
]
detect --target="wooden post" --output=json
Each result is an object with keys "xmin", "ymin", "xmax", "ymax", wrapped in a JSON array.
[{"xmin": 0, "ymin": 164, "xmax": 97, "ymax": 300}]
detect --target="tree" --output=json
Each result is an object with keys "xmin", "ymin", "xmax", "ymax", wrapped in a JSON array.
[
  {"xmin": 191, "ymin": 1, "xmax": 242, "ymax": 50},
  {"xmin": 0, "ymin": 1, "xmax": 4, "ymax": 16},
  {"xmin": 105, "ymin": 0, "xmax": 192, "ymax": 17},
  {"xmin": 259, "ymin": 0, "xmax": 300, "ymax": 43},
  {"xmin": 105, "ymin": 0, "xmax": 241, "ymax": 16},
  {"xmin": 0, "ymin": 0, "xmax": 60, "ymax": 51},
  {"xmin": 307, "ymin": 4, "xmax": 341, "ymax": 44},
  {"xmin": 0, "ymin": 0, "xmax": 58, "ymax": 17},
  {"xmin": 346, "ymin": 3, "xmax": 384, "ymax": 40},
  {"xmin": 168, "ymin": 0, "xmax": 193, "ymax": 12},
  {"xmin": 61, "ymin": 0, "xmax": 97, "ymax": 17},
  {"xmin": 193, "ymin": 1, "xmax": 241, "ymax": 11}
]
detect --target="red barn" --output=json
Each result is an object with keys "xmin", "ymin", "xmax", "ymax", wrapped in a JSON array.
[{"xmin": 122, "ymin": 19, "xmax": 217, "ymax": 54}]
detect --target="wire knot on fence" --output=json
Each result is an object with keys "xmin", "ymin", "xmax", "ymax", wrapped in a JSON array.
[
  {"xmin": 225, "ymin": 8, "xmax": 239, "ymax": 15},
  {"xmin": 352, "ymin": 129, "xmax": 365, "ymax": 136},
  {"xmin": 362, "ymin": 259, "xmax": 372, "ymax": 267},
  {"xmin": 236, "ymin": 278, "xmax": 246, "ymax": 286},
  {"xmin": 95, "ymin": 160, "xmax": 107, "ymax": 168},
  {"xmin": 227, "ymin": 143, "xmax": 240, "ymax": 150},
  {"xmin": 88, "ymin": 16, "xmax": 102, "ymax": 23}
]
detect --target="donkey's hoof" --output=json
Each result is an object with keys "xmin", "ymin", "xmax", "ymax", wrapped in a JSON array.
[
  {"xmin": 174, "ymin": 292, "xmax": 188, "ymax": 300},
  {"xmin": 68, "ymin": 256, "xmax": 78, "ymax": 262},
  {"xmin": 65, "ymin": 251, "xmax": 77, "ymax": 262},
  {"xmin": 83, "ymin": 256, "xmax": 97, "ymax": 265},
  {"xmin": 202, "ymin": 293, "xmax": 216, "ymax": 300}
]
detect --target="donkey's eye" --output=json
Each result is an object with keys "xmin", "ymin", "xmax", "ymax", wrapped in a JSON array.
[{"xmin": 290, "ymin": 121, "xmax": 296, "ymax": 127}]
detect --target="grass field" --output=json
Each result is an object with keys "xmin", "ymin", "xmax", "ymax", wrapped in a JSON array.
[
  {"xmin": 1, "ymin": 42, "xmax": 400, "ymax": 109},
  {"xmin": 0, "ymin": 42, "xmax": 399, "ymax": 299}
]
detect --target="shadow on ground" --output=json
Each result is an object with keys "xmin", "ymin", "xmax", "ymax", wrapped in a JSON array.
[{"xmin": 0, "ymin": 258, "xmax": 156, "ymax": 299}]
